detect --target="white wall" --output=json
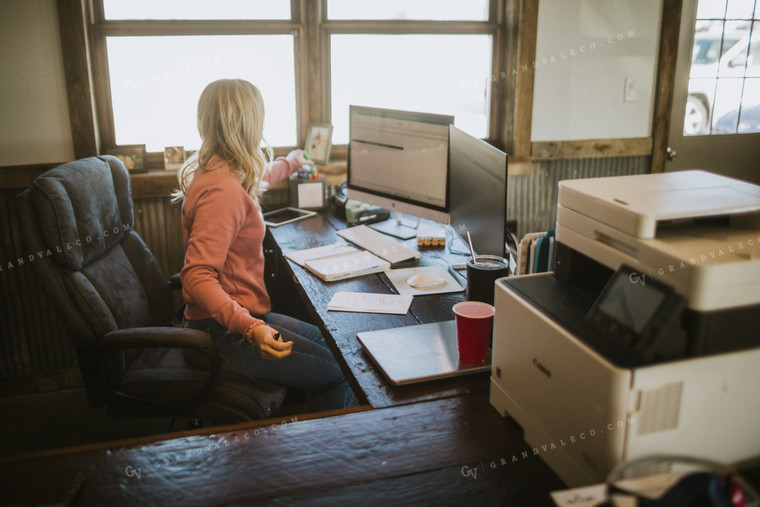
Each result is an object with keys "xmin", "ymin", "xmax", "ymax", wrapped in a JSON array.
[
  {"xmin": 531, "ymin": 0, "xmax": 663, "ymax": 141},
  {"xmin": 0, "ymin": 0, "xmax": 74, "ymax": 166}
]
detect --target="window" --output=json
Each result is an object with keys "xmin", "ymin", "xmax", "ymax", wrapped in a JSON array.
[
  {"xmin": 684, "ymin": 0, "xmax": 760, "ymax": 135},
  {"xmin": 107, "ymin": 35, "xmax": 296, "ymax": 150},
  {"xmin": 330, "ymin": 34, "xmax": 492, "ymax": 144},
  {"xmin": 89, "ymin": 0, "xmax": 505, "ymax": 163},
  {"xmin": 94, "ymin": 0, "xmax": 299, "ymax": 155},
  {"xmin": 325, "ymin": 0, "xmax": 497, "ymax": 145}
]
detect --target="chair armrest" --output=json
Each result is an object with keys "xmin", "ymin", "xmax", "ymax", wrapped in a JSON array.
[
  {"xmin": 99, "ymin": 327, "xmax": 222, "ymax": 413},
  {"xmin": 169, "ymin": 273, "xmax": 182, "ymax": 290},
  {"xmin": 101, "ymin": 326, "xmax": 221, "ymax": 373},
  {"xmin": 102, "ymin": 326, "xmax": 210, "ymax": 349}
]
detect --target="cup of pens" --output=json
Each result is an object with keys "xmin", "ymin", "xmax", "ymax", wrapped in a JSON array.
[{"xmin": 289, "ymin": 164, "xmax": 326, "ymax": 210}]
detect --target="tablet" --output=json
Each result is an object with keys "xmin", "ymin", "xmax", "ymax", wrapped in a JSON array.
[{"xmin": 263, "ymin": 207, "xmax": 317, "ymax": 227}]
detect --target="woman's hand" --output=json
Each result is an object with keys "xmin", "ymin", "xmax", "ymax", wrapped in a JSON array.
[
  {"xmin": 250, "ymin": 325, "xmax": 293, "ymax": 360},
  {"xmin": 287, "ymin": 149, "xmax": 311, "ymax": 170}
]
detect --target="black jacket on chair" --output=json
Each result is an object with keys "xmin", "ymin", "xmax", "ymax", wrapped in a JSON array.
[{"xmin": 17, "ymin": 155, "xmax": 286, "ymax": 422}]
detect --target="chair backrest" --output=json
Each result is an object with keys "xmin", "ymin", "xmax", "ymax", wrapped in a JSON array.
[{"xmin": 17, "ymin": 156, "xmax": 174, "ymax": 400}]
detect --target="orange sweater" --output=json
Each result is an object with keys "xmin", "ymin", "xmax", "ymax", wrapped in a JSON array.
[{"xmin": 181, "ymin": 155, "xmax": 297, "ymax": 334}]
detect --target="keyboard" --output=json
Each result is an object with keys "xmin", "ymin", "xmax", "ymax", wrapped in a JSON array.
[{"xmin": 337, "ymin": 225, "xmax": 421, "ymax": 265}]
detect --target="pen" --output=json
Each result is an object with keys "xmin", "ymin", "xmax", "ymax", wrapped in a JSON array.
[{"xmin": 273, "ymin": 332, "xmax": 281, "ymax": 341}]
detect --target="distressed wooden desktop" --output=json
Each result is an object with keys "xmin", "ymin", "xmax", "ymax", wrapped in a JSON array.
[
  {"xmin": 264, "ymin": 210, "xmax": 485, "ymax": 408},
  {"xmin": 0, "ymin": 208, "xmax": 568, "ymax": 505},
  {"xmin": 0, "ymin": 395, "xmax": 565, "ymax": 505}
]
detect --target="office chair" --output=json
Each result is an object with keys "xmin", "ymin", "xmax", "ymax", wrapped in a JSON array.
[{"xmin": 17, "ymin": 155, "xmax": 287, "ymax": 423}]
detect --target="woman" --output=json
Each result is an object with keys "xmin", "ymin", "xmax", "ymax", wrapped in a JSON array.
[{"xmin": 175, "ymin": 79, "xmax": 352, "ymax": 411}]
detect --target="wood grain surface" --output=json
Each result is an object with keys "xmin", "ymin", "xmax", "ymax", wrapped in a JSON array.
[
  {"xmin": 0, "ymin": 395, "xmax": 564, "ymax": 506},
  {"xmin": 267, "ymin": 211, "xmax": 487, "ymax": 408}
]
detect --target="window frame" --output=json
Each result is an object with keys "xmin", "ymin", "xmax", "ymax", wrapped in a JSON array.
[
  {"xmin": 85, "ymin": 0, "xmax": 506, "ymax": 167},
  {"xmin": 89, "ymin": 0, "xmax": 307, "ymax": 163},
  {"xmin": 320, "ymin": 1, "xmax": 505, "ymax": 158},
  {"xmin": 64, "ymin": 0, "xmax": 673, "ymax": 174}
]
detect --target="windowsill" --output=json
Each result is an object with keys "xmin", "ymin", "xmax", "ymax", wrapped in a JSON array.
[{"xmin": 130, "ymin": 160, "xmax": 348, "ymax": 199}]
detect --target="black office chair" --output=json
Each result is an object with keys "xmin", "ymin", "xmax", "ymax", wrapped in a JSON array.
[{"xmin": 17, "ymin": 155, "xmax": 286, "ymax": 423}]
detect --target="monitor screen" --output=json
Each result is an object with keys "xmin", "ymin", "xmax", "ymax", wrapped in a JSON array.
[
  {"xmin": 347, "ymin": 105, "xmax": 454, "ymax": 224},
  {"xmin": 449, "ymin": 125, "xmax": 508, "ymax": 257}
]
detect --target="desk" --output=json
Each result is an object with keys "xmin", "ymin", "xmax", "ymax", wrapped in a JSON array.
[
  {"xmin": 266, "ymin": 211, "xmax": 485, "ymax": 408},
  {"xmin": 0, "ymin": 395, "xmax": 564, "ymax": 505},
  {"xmin": 0, "ymin": 209, "xmax": 568, "ymax": 505}
]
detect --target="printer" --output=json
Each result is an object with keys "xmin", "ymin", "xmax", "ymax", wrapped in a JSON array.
[{"xmin": 489, "ymin": 170, "xmax": 760, "ymax": 487}]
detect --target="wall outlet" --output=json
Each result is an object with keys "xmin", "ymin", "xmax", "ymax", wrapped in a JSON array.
[{"xmin": 624, "ymin": 77, "xmax": 639, "ymax": 102}]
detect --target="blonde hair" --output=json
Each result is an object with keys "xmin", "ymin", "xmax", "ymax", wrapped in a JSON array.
[{"xmin": 173, "ymin": 79, "xmax": 273, "ymax": 205}]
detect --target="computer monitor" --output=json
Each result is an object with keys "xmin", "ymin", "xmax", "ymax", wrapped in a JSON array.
[
  {"xmin": 347, "ymin": 105, "xmax": 454, "ymax": 237},
  {"xmin": 449, "ymin": 125, "xmax": 508, "ymax": 258}
]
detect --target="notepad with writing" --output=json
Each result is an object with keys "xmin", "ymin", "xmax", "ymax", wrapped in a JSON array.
[{"xmin": 304, "ymin": 250, "xmax": 390, "ymax": 282}]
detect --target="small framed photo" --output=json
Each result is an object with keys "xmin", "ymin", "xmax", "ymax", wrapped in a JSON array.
[
  {"xmin": 304, "ymin": 123, "xmax": 333, "ymax": 165},
  {"xmin": 106, "ymin": 144, "xmax": 146, "ymax": 173},
  {"xmin": 163, "ymin": 146, "xmax": 186, "ymax": 170}
]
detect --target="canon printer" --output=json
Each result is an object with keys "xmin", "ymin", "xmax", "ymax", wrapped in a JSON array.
[{"xmin": 489, "ymin": 170, "xmax": 760, "ymax": 487}]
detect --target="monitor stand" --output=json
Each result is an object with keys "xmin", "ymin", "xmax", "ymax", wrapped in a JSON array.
[{"xmin": 369, "ymin": 212, "xmax": 418, "ymax": 240}]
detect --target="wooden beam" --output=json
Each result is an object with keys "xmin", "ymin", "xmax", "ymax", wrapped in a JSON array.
[
  {"xmin": 532, "ymin": 138, "xmax": 654, "ymax": 160},
  {"xmin": 0, "ymin": 164, "xmax": 179, "ymax": 200},
  {"xmin": 0, "ymin": 368, "xmax": 83, "ymax": 397},
  {"xmin": 507, "ymin": 0, "xmax": 538, "ymax": 167},
  {"xmin": 650, "ymin": 0, "xmax": 684, "ymax": 173},
  {"xmin": 93, "ymin": 20, "xmax": 298, "ymax": 37},
  {"xmin": 128, "ymin": 171, "xmax": 180, "ymax": 200},
  {"xmin": 0, "ymin": 165, "xmax": 58, "ymax": 190},
  {"xmin": 320, "ymin": 20, "xmax": 496, "ymax": 34},
  {"xmin": 489, "ymin": 0, "xmax": 507, "ymax": 146},
  {"xmin": 57, "ymin": 0, "xmax": 98, "ymax": 159},
  {"xmin": 302, "ymin": 0, "xmax": 325, "ymax": 135}
]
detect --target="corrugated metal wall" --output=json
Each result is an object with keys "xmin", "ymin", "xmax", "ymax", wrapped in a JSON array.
[
  {"xmin": 0, "ymin": 157, "xmax": 649, "ymax": 379},
  {"xmin": 508, "ymin": 156, "xmax": 650, "ymax": 238},
  {"xmin": 133, "ymin": 198, "xmax": 185, "ymax": 282},
  {"xmin": 0, "ymin": 188, "xmax": 78, "ymax": 375}
]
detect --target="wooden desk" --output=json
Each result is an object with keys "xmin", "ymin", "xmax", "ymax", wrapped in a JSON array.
[
  {"xmin": 265, "ymin": 211, "xmax": 485, "ymax": 408},
  {"xmin": 0, "ymin": 395, "xmax": 564, "ymax": 505},
  {"xmin": 0, "ymin": 209, "xmax": 568, "ymax": 505}
]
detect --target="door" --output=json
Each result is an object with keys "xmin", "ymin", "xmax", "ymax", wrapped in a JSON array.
[{"xmin": 667, "ymin": 0, "xmax": 760, "ymax": 184}]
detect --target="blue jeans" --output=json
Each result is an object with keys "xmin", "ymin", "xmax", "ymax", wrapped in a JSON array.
[{"xmin": 184, "ymin": 313, "xmax": 353, "ymax": 411}]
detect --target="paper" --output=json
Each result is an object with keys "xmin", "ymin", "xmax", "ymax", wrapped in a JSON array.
[
  {"xmin": 550, "ymin": 472, "xmax": 689, "ymax": 506},
  {"xmin": 284, "ymin": 243, "xmax": 358, "ymax": 267},
  {"xmin": 385, "ymin": 266, "xmax": 464, "ymax": 296},
  {"xmin": 297, "ymin": 182, "xmax": 324, "ymax": 208},
  {"xmin": 327, "ymin": 291, "xmax": 413, "ymax": 315}
]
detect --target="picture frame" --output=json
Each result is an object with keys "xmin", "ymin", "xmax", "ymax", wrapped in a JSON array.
[
  {"xmin": 304, "ymin": 123, "xmax": 333, "ymax": 165},
  {"xmin": 163, "ymin": 146, "xmax": 186, "ymax": 171},
  {"xmin": 105, "ymin": 144, "xmax": 147, "ymax": 173}
]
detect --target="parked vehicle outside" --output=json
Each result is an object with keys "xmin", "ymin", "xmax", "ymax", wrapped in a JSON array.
[{"xmin": 685, "ymin": 28, "xmax": 759, "ymax": 135}]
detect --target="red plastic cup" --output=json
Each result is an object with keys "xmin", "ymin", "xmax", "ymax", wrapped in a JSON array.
[{"xmin": 452, "ymin": 301, "xmax": 495, "ymax": 365}]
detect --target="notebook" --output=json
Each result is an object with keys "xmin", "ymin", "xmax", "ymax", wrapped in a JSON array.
[
  {"xmin": 356, "ymin": 320, "xmax": 491, "ymax": 386},
  {"xmin": 304, "ymin": 250, "xmax": 390, "ymax": 282}
]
